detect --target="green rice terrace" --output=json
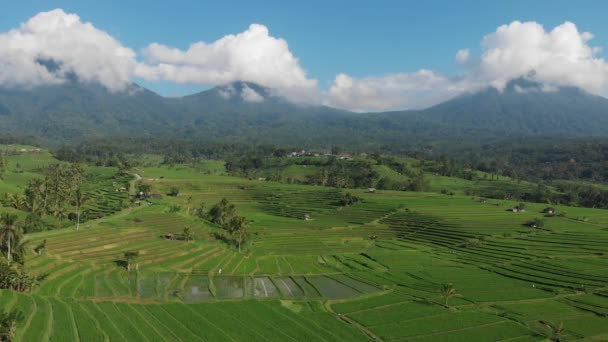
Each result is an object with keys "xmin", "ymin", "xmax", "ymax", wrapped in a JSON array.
[{"xmin": 1, "ymin": 147, "xmax": 608, "ymax": 341}]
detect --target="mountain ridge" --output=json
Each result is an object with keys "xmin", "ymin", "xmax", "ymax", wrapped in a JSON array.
[{"xmin": 0, "ymin": 79, "xmax": 607, "ymax": 146}]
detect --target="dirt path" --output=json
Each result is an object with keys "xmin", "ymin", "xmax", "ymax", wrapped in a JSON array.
[{"xmin": 324, "ymin": 301, "xmax": 384, "ymax": 341}]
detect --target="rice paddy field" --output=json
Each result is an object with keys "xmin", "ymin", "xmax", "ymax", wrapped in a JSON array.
[{"xmin": 2, "ymin": 150, "xmax": 608, "ymax": 341}]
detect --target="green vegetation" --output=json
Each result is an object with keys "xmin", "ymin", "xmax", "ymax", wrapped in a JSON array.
[{"xmin": 0, "ymin": 146, "xmax": 607, "ymax": 341}]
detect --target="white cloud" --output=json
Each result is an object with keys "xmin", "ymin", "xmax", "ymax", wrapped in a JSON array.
[
  {"xmin": 326, "ymin": 71, "xmax": 474, "ymax": 112},
  {"xmin": 240, "ymin": 84, "xmax": 264, "ymax": 102},
  {"xmin": 218, "ymin": 84, "xmax": 236, "ymax": 99},
  {"xmin": 455, "ymin": 49, "xmax": 471, "ymax": 65},
  {"xmin": 326, "ymin": 21, "xmax": 608, "ymax": 112},
  {"xmin": 0, "ymin": 9, "xmax": 136, "ymax": 91},
  {"xmin": 136, "ymin": 24, "xmax": 319, "ymax": 103},
  {"xmin": 474, "ymin": 21, "xmax": 608, "ymax": 93}
]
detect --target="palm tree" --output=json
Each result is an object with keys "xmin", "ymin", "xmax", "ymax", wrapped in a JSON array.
[
  {"xmin": 543, "ymin": 321, "xmax": 565, "ymax": 342},
  {"xmin": 186, "ymin": 196, "xmax": 193, "ymax": 215},
  {"xmin": 440, "ymin": 283, "xmax": 460, "ymax": 307},
  {"xmin": 72, "ymin": 188, "xmax": 90, "ymax": 231},
  {"xmin": 12, "ymin": 239, "xmax": 30, "ymax": 265},
  {"xmin": 53, "ymin": 206, "xmax": 68, "ymax": 221},
  {"xmin": 0, "ymin": 309, "xmax": 24, "ymax": 341},
  {"xmin": 229, "ymin": 216, "xmax": 249, "ymax": 253},
  {"xmin": 0, "ymin": 214, "xmax": 20, "ymax": 264},
  {"xmin": 124, "ymin": 251, "xmax": 139, "ymax": 283}
]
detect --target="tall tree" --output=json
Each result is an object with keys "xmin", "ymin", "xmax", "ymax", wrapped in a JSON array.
[
  {"xmin": 124, "ymin": 251, "xmax": 139, "ymax": 283},
  {"xmin": 182, "ymin": 227, "xmax": 194, "ymax": 242},
  {"xmin": 228, "ymin": 216, "xmax": 249, "ymax": 253},
  {"xmin": 0, "ymin": 214, "xmax": 20, "ymax": 264},
  {"xmin": 0, "ymin": 155, "xmax": 7, "ymax": 180},
  {"xmin": 72, "ymin": 188, "xmax": 90, "ymax": 231}
]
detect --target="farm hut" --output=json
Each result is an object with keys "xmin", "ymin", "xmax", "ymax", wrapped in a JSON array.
[
  {"xmin": 543, "ymin": 207, "xmax": 556, "ymax": 215},
  {"xmin": 525, "ymin": 221, "xmax": 538, "ymax": 228},
  {"xmin": 304, "ymin": 214, "xmax": 312, "ymax": 221},
  {"xmin": 367, "ymin": 188, "xmax": 377, "ymax": 193},
  {"xmin": 137, "ymin": 191, "xmax": 145, "ymax": 200},
  {"xmin": 510, "ymin": 206, "xmax": 526, "ymax": 213},
  {"xmin": 165, "ymin": 233, "xmax": 176, "ymax": 240}
]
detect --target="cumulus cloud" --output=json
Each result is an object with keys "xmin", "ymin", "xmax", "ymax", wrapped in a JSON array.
[
  {"xmin": 326, "ymin": 21, "xmax": 608, "ymax": 112},
  {"xmin": 240, "ymin": 84, "xmax": 264, "ymax": 102},
  {"xmin": 455, "ymin": 49, "xmax": 471, "ymax": 65},
  {"xmin": 0, "ymin": 9, "xmax": 136, "ymax": 91},
  {"xmin": 474, "ymin": 21, "xmax": 608, "ymax": 93},
  {"xmin": 326, "ymin": 71, "xmax": 473, "ymax": 112},
  {"xmin": 136, "ymin": 24, "xmax": 319, "ymax": 103}
]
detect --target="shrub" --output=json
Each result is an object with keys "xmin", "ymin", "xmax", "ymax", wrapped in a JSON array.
[
  {"xmin": 167, "ymin": 187, "xmax": 180, "ymax": 197},
  {"xmin": 339, "ymin": 192, "xmax": 361, "ymax": 206}
]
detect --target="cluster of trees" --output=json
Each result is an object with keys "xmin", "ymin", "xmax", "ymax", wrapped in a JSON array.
[
  {"xmin": 468, "ymin": 138, "xmax": 608, "ymax": 183},
  {"xmin": 554, "ymin": 182, "xmax": 608, "ymax": 209},
  {"xmin": 339, "ymin": 192, "xmax": 361, "ymax": 206},
  {"xmin": 54, "ymin": 138, "xmax": 281, "ymax": 167},
  {"xmin": 205, "ymin": 199, "xmax": 249, "ymax": 252},
  {"xmin": 4, "ymin": 163, "xmax": 89, "ymax": 232},
  {"xmin": 0, "ymin": 214, "xmax": 40, "ymax": 293},
  {"xmin": 50, "ymin": 137, "xmax": 608, "ymax": 210},
  {"xmin": 308, "ymin": 159, "xmax": 377, "ymax": 188}
]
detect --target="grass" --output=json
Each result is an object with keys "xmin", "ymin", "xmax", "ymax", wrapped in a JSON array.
[{"xmin": 1, "ymin": 150, "xmax": 607, "ymax": 340}]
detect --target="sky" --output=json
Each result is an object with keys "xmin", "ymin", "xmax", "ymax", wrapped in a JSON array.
[{"xmin": 1, "ymin": 0, "xmax": 608, "ymax": 111}]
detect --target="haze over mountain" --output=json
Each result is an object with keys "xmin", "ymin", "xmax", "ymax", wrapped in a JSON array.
[{"xmin": 1, "ymin": 78, "xmax": 608, "ymax": 147}]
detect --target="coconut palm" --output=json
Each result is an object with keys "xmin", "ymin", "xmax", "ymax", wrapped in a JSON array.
[
  {"xmin": 52, "ymin": 206, "xmax": 68, "ymax": 221},
  {"xmin": 543, "ymin": 321, "xmax": 565, "ymax": 342},
  {"xmin": 72, "ymin": 188, "xmax": 90, "ymax": 231},
  {"xmin": 440, "ymin": 283, "xmax": 460, "ymax": 307},
  {"xmin": 0, "ymin": 309, "xmax": 24, "ymax": 341},
  {"xmin": 0, "ymin": 214, "xmax": 21, "ymax": 264}
]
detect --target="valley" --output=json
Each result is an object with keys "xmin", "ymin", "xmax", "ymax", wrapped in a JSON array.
[{"xmin": 1, "ymin": 147, "xmax": 607, "ymax": 341}]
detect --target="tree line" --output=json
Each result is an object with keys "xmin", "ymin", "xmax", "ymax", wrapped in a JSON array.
[{"xmin": 3, "ymin": 163, "xmax": 89, "ymax": 232}]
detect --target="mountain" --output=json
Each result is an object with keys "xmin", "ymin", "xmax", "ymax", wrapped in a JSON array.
[
  {"xmin": 0, "ymin": 79, "xmax": 608, "ymax": 147},
  {"xmin": 0, "ymin": 82, "xmax": 175, "ymax": 141},
  {"xmin": 418, "ymin": 79, "xmax": 608, "ymax": 137}
]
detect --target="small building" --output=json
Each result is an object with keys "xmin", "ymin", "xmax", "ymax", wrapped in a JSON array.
[
  {"xmin": 164, "ymin": 233, "xmax": 176, "ymax": 240},
  {"xmin": 367, "ymin": 188, "xmax": 376, "ymax": 193},
  {"xmin": 543, "ymin": 207, "xmax": 556, "ymax": 215},
  {"xmin": 525, "ymin": 221, "xmax": 538, "ymax": 228},
  {"xmin": 510, "ymin": 206, "xmax": 526, "ymax": 213},
  {"xmin": 304, "ymin": 214, "xmax": 312, "ymax": 221}
]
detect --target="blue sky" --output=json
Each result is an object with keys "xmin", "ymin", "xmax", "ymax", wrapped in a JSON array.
[{"xmin": 2, "ymin": 1, "xmax": 608, "ymax": 110}]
